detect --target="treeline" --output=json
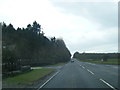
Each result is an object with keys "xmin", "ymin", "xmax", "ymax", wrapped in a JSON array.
[
  {"xmin": 2, "ymin": 21, "xmax": 71, "ymax": 73},
  {"xmin": 73, "ymin": 52, "xmax": 118, "ymax": 61}
]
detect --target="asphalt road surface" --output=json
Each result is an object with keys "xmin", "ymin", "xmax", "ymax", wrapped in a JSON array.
[{"xmin": 39, "ymin": 59, "xmax": 119, "ymax": 89}]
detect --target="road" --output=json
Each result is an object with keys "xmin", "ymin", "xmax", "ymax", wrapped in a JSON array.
[{"xmin": 38, "ymin": 59, "xmax": 119, "ymax": 89}]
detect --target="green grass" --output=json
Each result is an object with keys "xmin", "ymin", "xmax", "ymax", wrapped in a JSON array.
[
  {"xmin": 43, "ymin": 62, "xmax": 66, "ymax": 67},
  {"xmin": 3, "ymin": 69, "xmax": 55, "ymax": 85},
  {"xmin": 32, "ymin": 62, "xmax": 67, "ymax": 67},
  {"xmin": 79, "ymin": 59, "xmax": 120, "ymax": 65}
]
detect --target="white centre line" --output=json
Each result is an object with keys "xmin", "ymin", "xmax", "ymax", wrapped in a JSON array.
[
  {"xmin": 82, "ymin": 66, "xmax": 85, "ymax": 69},
  {"xmin": 99, "ymin": 79, "xmax": 117, "ymax": 90},
  {"xmin": 87, "ymin": 69, "xmax": 94, "ymax": 75},
  {"xmin": 37, "ymin": 70, "xmax": 60, "ymax": 89}
]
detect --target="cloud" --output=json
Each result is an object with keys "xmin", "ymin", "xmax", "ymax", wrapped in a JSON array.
[
  {"xmin": 0, "ymin": 0, "xmax": 118, "ymax": 54},
  {"xmin": 64, "ymin": 27, "xmax": 118, "ymax": 54},
  {"xmin": 50, "ymin": 2, "xmax": 118, "ymax": 28},
  {"xmin": 0, "ymin": 0, "xmax": 60, "ymax": 28},
  {"xmin": 48, "ymin": 1, "xmax": 118, "ymax": 54}
]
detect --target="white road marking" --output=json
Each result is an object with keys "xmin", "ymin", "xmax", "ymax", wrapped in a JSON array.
[
  {"xmin": 31, "ymin": 67, "xmax": 42, "ymax": 69},
  {"xmin": 37, "ymin": 70, "xmax": 60, "ymax": 89},
  {"xmin": 99, "ymin": 79, "xmax": 117, "ymax": 90},
  {"xmin": 87, "ymin": 63, "xmax": 96, "ymax": 65},
  {"xmin": 112, "ymin": 66, "xmax": 118, "ymax": 69},
  {"xmin": 106, "ymin": 65, "xmax": 118, "ymax": 69},
  {"xmin": 87, "ymin": 69, "xmax": 94, "ymax": 75},
  {"xmin": 106, "ymin": 65, "xmax": 111, "ymax": 67},
  {"xmin": 82, "ymin": 66, "xmax": 85, "ymax": 69}
]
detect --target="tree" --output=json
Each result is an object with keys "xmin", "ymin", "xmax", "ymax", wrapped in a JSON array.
[
  {"xmin": 6, "ymin": 23, "xmax": 15, "ymax": 32},
  {"xmin": 2, "ymin": 21, "xmax": 71, "ymax": 72},
  {"xmin": 51, "ymin": 37, "xmax": 56, "ymax": 42},
  {"xmin": 17, "ymin": 27, "xmax": 21, "ymax": 31},
  {"xmin": 102, "ymin": 54, "xmax": 109, "ymax": 62},
  {"xmin": 32, "ymin": 21, "xmax": 41, "ymax": 34},
  {"xmin": 2, "ymin": 22, "xmax": 7, "ymax": 31},
  {"xmin": 27, "ymin": 24, "xmax": 32, "ymax": 30},
  {"xmin": 73, "ymin": 52, "xmax": 80, "ymax": 58}
]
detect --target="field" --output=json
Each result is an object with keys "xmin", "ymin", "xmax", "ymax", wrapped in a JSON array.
[
  {"xmin": 79, "ymin": 59, "xmax": 119, "ymax": 65},
  {"xmin": 3, "ymin": 69, "xmax": 55, "ymax": 85},
  {"xmin": 32, "ymin": 62, "xmax": 67, "ymax": 67}
]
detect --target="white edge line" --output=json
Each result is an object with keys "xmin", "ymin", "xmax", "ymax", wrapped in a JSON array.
[
  {"xmin": 87, "ymin": 69, "xmax": 94, "ymax": 75},
  {"xmin": 37, "ymin": 70, "xmax": 60, "ymax": 89},
  {"xmin": 99, "ymin": 79, "xmax": 117, "ymax": 90},
  {"xmin": 82, "ymin": 66, "xmax": 85, "ymax": 69}
]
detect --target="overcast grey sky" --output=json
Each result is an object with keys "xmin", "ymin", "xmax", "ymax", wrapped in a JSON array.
[{"xmin": 0, "ymin": 0, "xmax": 118, "ymax": 54}]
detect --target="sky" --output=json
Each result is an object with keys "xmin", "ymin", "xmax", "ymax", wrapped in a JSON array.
[{"xmin": 0, "ymin": 0, "xmax": 119, "ymax": 55}]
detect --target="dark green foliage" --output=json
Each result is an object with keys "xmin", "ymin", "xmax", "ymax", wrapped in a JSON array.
[
  {"xmin": 20, "ymin": 66, "xmax": 31, "ymax": 72},
  {"xmin": 73, "ymin": 52, "xmax": 80, "ymax": 59},
  {"xmin": 73, "ymin": 52, "xmax": 117, "ymax": 61},
  {"xmin": 102, "ymin": 54, "xmax": 109, "ymax": 61},
  {"xmin": 32, "ymin": 21, "xmax": 41, "ymax": 34},
  {"xmin": 2, "ymin": 21, "xmax": 71, "ymax": 75}
]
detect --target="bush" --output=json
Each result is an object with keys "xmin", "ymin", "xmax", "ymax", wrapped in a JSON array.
[
  {"xmin": 21, "ymin": 65, "xmax": 31, "ymax": 72},
  {"xmin": 2, "ymin": 70, "xmax": 22, "ymax": 78}
]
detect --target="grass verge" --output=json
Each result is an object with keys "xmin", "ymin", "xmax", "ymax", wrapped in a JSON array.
[
  {"xmin": 3, "ymin": 69, "xmax": 55, "ymax": 85},
  {"xmin": 79, "ymin": 59, "xmax": 120, "ymax": 65},
  {"xmin": 32, "ymin": 62, "xmax": 67, "ymax": 67}
]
